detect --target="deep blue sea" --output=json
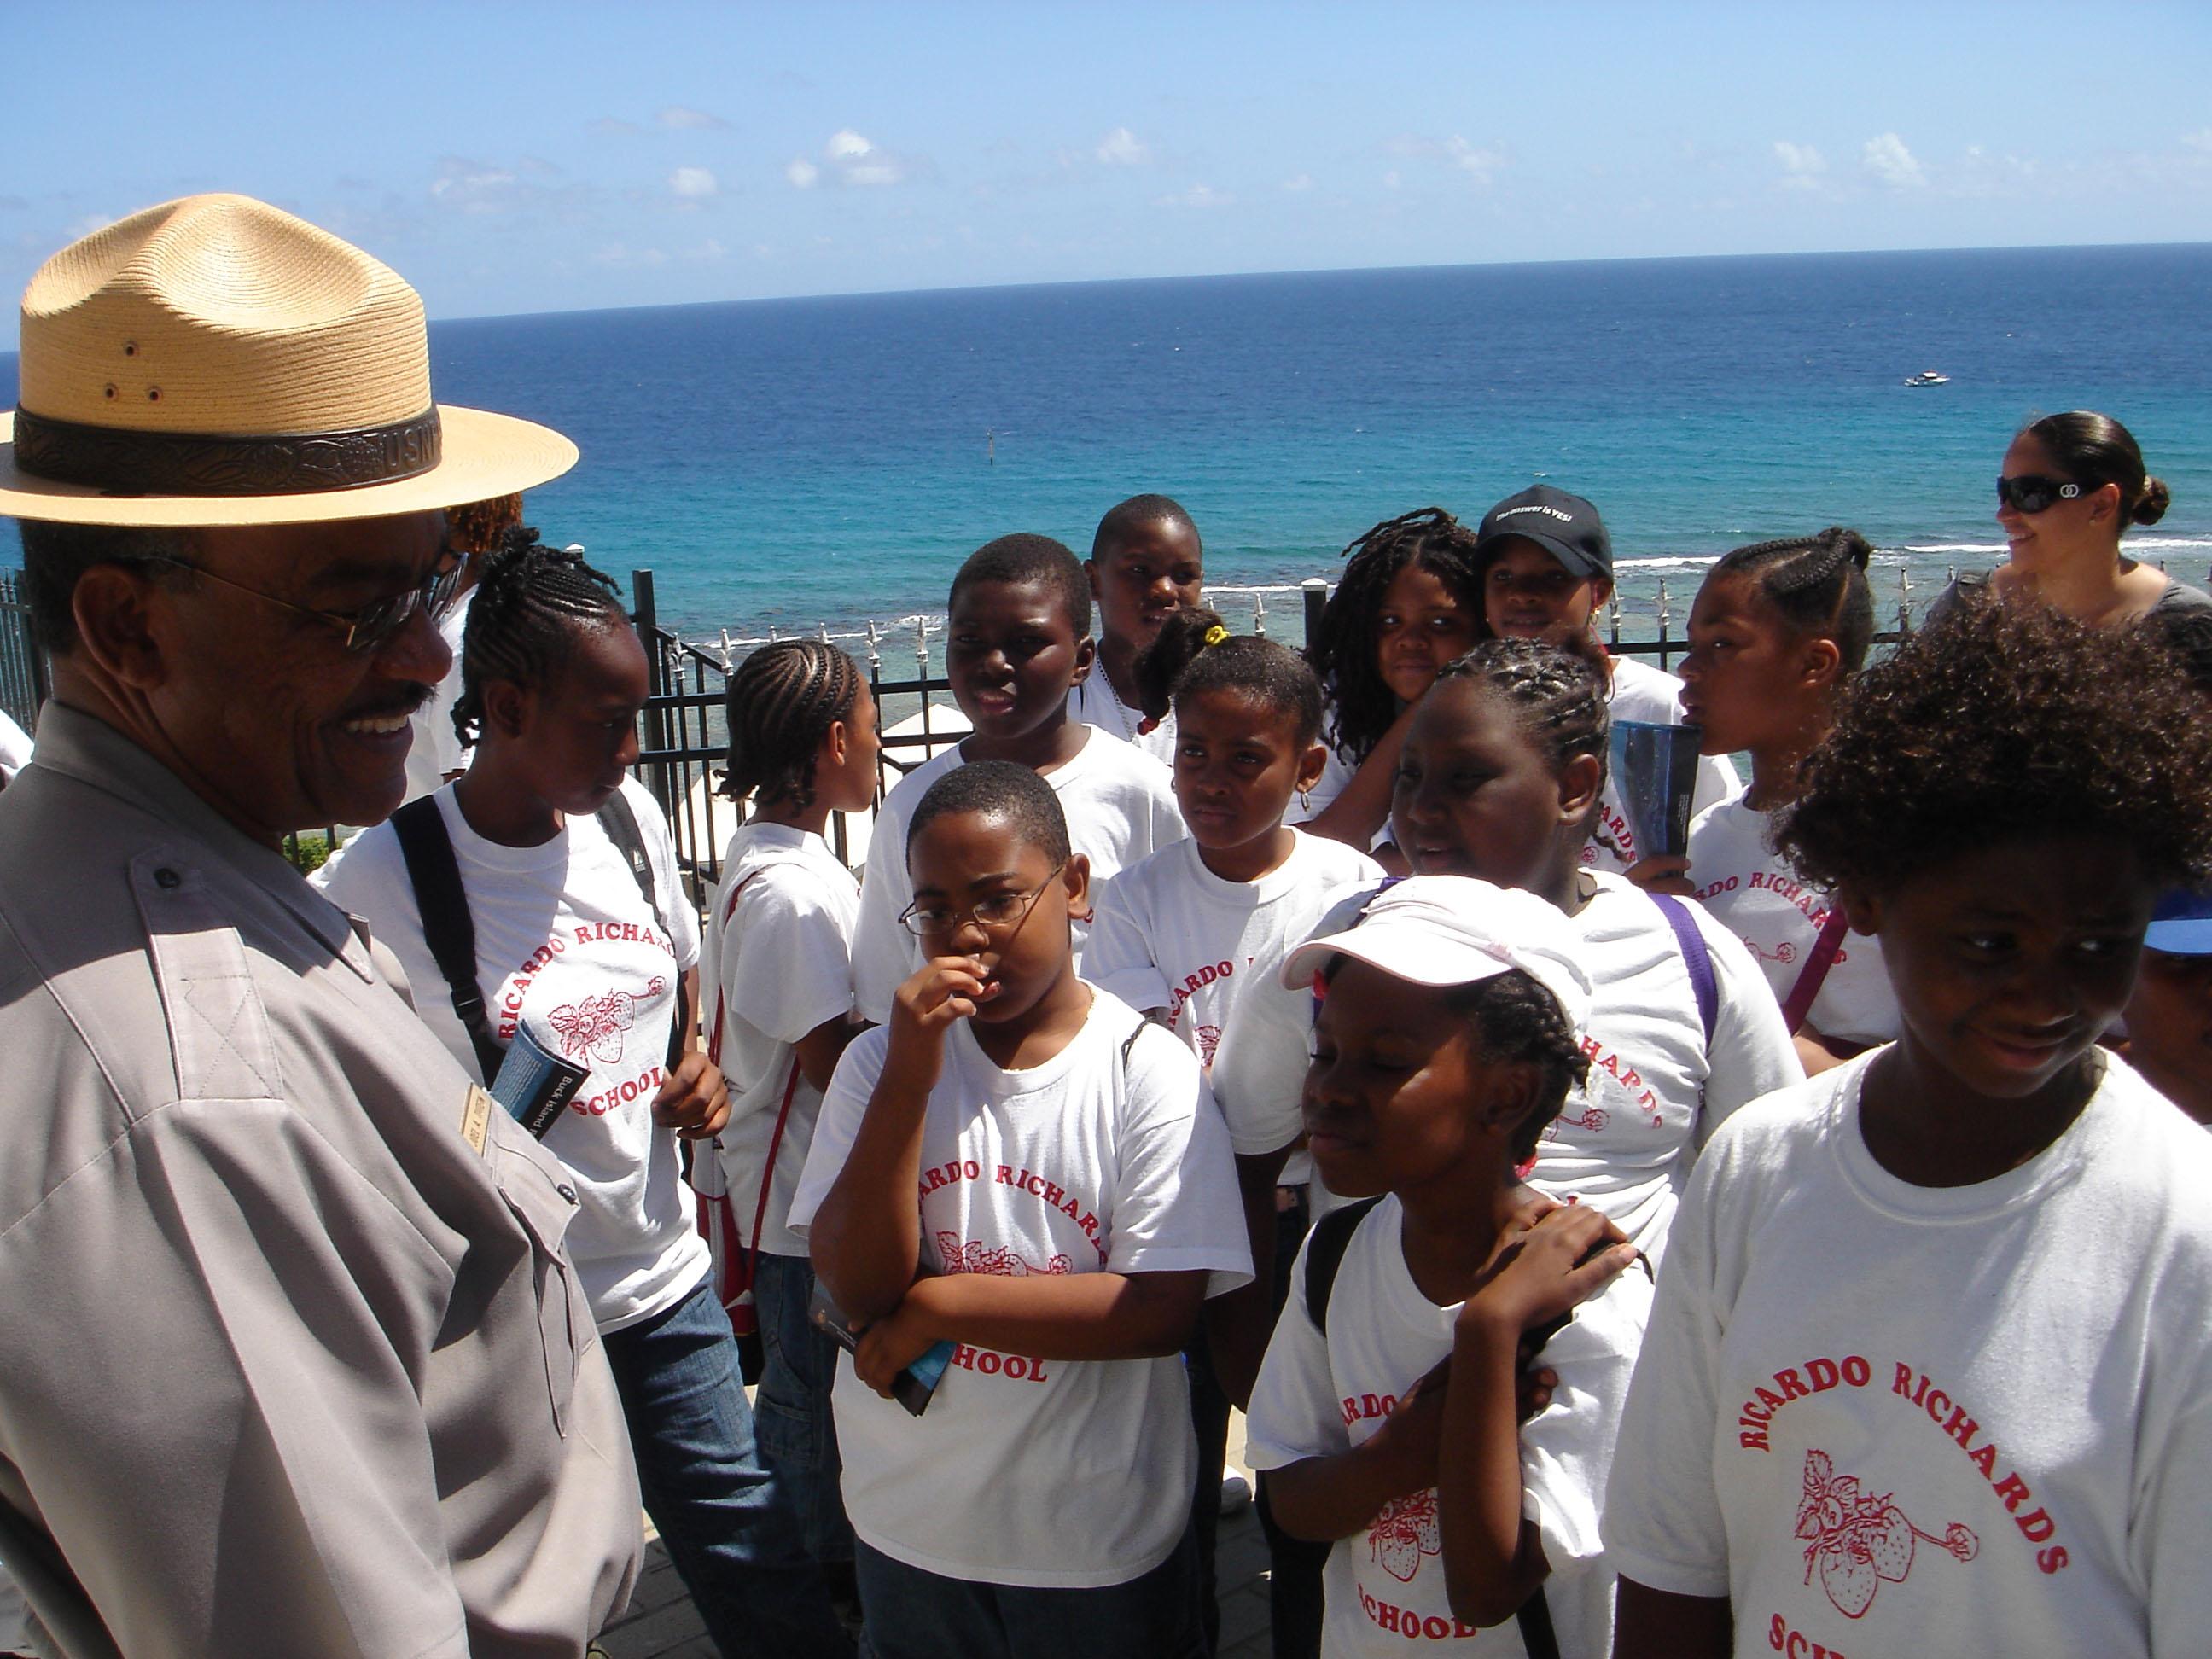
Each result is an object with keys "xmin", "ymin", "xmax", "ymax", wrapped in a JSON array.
[{"xmin": 8, "ymin": 244, "xmax": 2211, "ymax": 649}]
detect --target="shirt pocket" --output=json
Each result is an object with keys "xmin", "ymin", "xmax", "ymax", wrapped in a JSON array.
[{"xmin": 484, "ymin": 1129, "xmax": 587, "ymax": 1434}]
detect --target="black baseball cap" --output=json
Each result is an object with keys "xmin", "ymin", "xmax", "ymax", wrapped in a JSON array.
[{"xmin": 1473, "ymin": 486, "xmax": 1613, "ymax": 583}]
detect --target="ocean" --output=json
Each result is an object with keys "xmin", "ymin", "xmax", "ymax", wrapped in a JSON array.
[{"xmin": 7, "ymin": 242, "xmax": 2211, "ymax": 654}]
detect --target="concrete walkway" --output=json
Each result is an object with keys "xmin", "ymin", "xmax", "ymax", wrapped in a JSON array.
[{"xmin": 597, "ymin": 1415, "xmax": 1277, "ymax": 1657}]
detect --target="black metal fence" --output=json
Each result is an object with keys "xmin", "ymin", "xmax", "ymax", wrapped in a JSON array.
[
  {"xmin": 0, "ymin": 571, "xmax": 49, "ymax": 736},
  {"xmin": 626, "ymin": 566, "xmax": 1930, "ymax": 926}
]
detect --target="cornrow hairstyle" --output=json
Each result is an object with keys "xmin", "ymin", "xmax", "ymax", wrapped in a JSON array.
[
  {"xmin": 1775, "ymin": 596, "xmax": 2212, "ymax": 899},
  {"xmin": 721, "ymin": 638, "xmax": 863, "ymax": 809},
  {"xmin": 1091, "ymin": 493, "xmax": 1200, "ymax": 562},
  {"xmin": 2023, "ymin": 410, "xmax": 2170, "ymax": 528},
  {"xmin": 1447, "ymin": 969, "xmax": 1592, "ymax": 1163},
  {"xmin": 452, "ymin": 527, "xmax": 628, "ymax": 747},
  {"xmin": 1137, "ymin": 611, "xmax": 1324, "ymax": 748},
  {"xmin": 1711, "ymin": 526, "xmax": 1877, "ymax": 672},
  {"xmin": 947, "ymin": 533, "xmax": 1091, "ymax": 639},
  {"xmin": 905, "ymin": 758, "xmax": 1072, "ymax": 869},
  {"xmin": 1307, "ymin": 507, "xmax": 1484, "ymax": 763},
  {"xmin": 1434, "ymin": 636, "xmax": 1614, "ymax": 824}
]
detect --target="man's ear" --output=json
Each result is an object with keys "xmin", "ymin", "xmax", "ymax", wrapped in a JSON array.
[
  {"xmin": 70, "ymin": 563, "xmax": 174, "ymax": 693},
  {"xmin": 480, "ymin": 678, "xmax": 533, "ymax": 742},
  {"xmin": 1558, "ymin": 752, "xmax": 1604, "ymax": 824},
  {"xmin": 1295, "ymin": 741, "xmax": 1330, "ymax": 795},
  {"xmin": 1060, "ymin": 852, "xmax": 1091, "ymax": 919},
  {"xmin": 1069, "ymin": 633, "xmax": 1097, "ymax": 685}
]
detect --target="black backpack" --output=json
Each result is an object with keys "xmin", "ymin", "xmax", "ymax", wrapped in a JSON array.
[{"xmin": 1302, "ymin": 1197, "xmax": 1563, "ymax": 1659}]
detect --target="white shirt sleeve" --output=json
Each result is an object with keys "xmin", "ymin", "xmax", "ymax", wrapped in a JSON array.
[
  {"xmin": 786, "ymin": 1027, "xmax": 889, "ymax": 1238},
  {"xmin": 1602, "ymin": 1137, "xmax": 1734, "ymax": 1599},
  {"xmin": 2143, "ymin": 1386, "xmax": 2212, "ymax": 1651},
  {"xmin": 1243, "ymin": 1231, "xmax": 1345, "ymax": 1470},
  {"xmin": 1692, "ymin": 905, "xmax": 1806, "ymax": 1150},
  {"xmin": 853, "ymin": 799, "xmax": 918, "ymax": 1026},
  {"xmin": 1208, "ymin": 962, "xmax": 1316, "ymax": 1159},
  {"xmin": 1105, "ymin": 1032, "xmax": 1253, "ymax": 1294},
  {"xmin": 1082, "ymin": 874, "xmax": 1173, "ymax": 1015},
  {"xmin": 717, "ymin": 865, "xmax": 855, "ymax": 1047}
]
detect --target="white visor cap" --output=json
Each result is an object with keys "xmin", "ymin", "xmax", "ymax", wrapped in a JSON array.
[{"xmin": 1281, "ymin": 876, "xmax": 1593, "ymax": 1039}]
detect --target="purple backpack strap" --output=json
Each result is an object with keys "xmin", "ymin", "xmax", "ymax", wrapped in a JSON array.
[{"xmin": 1649, "ymin": 892, "xmax": 1718, "ymax": 1048}]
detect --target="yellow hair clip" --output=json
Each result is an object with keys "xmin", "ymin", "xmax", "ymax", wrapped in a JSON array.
[{"xmin": 1203, "ymin": 624, "xmax": 1230, "ymax": 647}]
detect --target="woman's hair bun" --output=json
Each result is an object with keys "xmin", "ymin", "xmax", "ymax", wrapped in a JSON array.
[{"xmin": 2133, "ymin": 476, "xmax": 2171, "ymax": 527}]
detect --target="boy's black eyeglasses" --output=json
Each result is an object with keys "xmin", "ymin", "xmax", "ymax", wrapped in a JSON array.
[
  {"xmin": 899, "ymin": 864, "xmax": 1068, "ymax": 938},
  {"xmin": 1995, "ymin": 474, "xmax": 2084, "ymax": 515},
  {"xmin": 138, "ymin": 551, "xmax": 463, "ymax": 653}
]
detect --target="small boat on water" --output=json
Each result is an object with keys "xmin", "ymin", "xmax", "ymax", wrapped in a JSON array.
[{"xmin": 1904, "ymin": 369, "xmax": 1950, "ymax": 387}]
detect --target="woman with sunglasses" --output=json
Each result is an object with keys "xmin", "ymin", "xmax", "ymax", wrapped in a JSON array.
[{"xmin": 1965, "ymin": 412, "xmax": 2210, "ymax": 669}]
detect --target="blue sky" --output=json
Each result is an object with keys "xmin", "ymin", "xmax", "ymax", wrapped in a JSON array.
[{"xmin": 4, "ymin": 2, "xmax": 2210, "ymax": 319}]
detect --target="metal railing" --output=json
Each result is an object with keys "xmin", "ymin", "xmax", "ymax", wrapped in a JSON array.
[
  {"xmin": 0, "ymin": 571, "xmax": 49, "ymax": 736},
  {"xmin": 626, "ymin": 564, "xmax": 1933, "ymax": 924}
]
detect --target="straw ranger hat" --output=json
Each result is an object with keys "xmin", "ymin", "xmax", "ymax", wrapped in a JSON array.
[{"xmin": 0, "ymin": 193, "xmax": 576, "ymax": 526}]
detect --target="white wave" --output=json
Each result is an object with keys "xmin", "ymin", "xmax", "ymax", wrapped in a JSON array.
[{"xmin": 1612, "ymin": 556, "xmax": 1720, "ymax": 570}]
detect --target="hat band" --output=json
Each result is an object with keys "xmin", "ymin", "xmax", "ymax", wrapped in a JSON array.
[{"xmin": 10, "ymin": 405, "xmax": 442, "ymax": 498}]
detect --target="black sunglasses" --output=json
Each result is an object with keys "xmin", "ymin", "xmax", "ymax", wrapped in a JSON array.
[{"xmin": 1995, "ymin": 474, "xmax": 2084, "ymax": 515}]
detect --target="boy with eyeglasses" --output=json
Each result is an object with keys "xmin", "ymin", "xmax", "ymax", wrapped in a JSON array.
[{"xmin": 794, "ymin": 760, "xmax": 1249, "ymax": 1657}]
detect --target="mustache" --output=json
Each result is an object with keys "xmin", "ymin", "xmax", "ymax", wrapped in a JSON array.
[{"xmin": 337, "ymin": 682, "xmax": 434, "ymax": 724}]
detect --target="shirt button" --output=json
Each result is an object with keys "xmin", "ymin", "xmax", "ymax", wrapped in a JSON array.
[
  {"xmin": 154, "ymin": 867, "xmax": 181, "ymax": 889},
  {"xmin": 556, "ymin": 1183, "xmax": 579, "ymax": 1205}
]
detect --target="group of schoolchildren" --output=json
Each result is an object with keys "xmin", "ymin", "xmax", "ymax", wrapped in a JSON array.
[{"xmin": 315, "ymin": 404, "xmax": 2212, "ymax": 1659}]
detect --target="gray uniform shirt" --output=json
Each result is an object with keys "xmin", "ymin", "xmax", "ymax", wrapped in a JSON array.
[{"xmin": 0, "ymin": 704, "xmax": 641, "ymax": 1658}]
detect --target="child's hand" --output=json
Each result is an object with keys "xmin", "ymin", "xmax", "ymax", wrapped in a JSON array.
[
  {"xmin": 651, "ymin": 1051, "xmax": 731, "ymax": 1139},
  {"xmin": 882, "ymin": 954, "xmax": 998, "ymax": 1093},
  {"xmin": 1464, "ymin": 1203, "xmax": 1638, "ymax": 1341},
  {"xmin": 853, "ymin": 1299, "xmax": 939, "ymax": 1400},
  {"xmin": 1364, "ymin": 1355, "xmax": 1451, "ymax": 1493},
  {"xmin": 1622, "ymin": 853, "xmax": 1693, "ymax": 895}
]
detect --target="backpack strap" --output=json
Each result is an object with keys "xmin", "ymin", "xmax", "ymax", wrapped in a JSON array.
[
  {"xmin": 597, "ymin": 788, "xmax": 693, "ymax": 1068},
  {"xmin": 390, "ymin": 797, "xmax": 505, "ymax": 1086},
  {"xmin": 1515, "ymin": 1584, "xmax": 1563, "ymax": 1659},
  {"xmin": 1649, "ymin": 892, "xmax": 1718, "ymax": 1048},
  {"xmin": 1301, "ymin": 1195, "xmax": 1385, "ymax": 1337},
  {"xmin": 1779, "ymin": 905, "xmax": 1851, "ymax": 1035}
]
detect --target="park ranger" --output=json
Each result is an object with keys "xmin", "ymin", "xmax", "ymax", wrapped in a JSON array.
[{"xmin": 0, "ymin": 195, "xmax": 642, "ymax": 1656}]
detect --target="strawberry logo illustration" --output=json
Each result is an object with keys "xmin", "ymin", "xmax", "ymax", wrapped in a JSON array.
[
  {"xmin": 1368, "ymin": 1491, "xmax": 1441, "ymax": 1583},
  {"xmin": 546, "ymin": 976, "xmax": 667, "ymax": 1065},
  {"xmin": 934, "ymin": 1232, "xmax": 1074, "ymax": 1277},
  {"xmin": 1744, "ymin": 938, "xmax": 1800, "ymax": 967},
  {"xmin": 1796, "ymin": 1450, "xmax": 1978, "ymax": 1618},
  {"xmin": 1196, "ymin": 1023, "xmax": 1224, "ymax": 1066}
]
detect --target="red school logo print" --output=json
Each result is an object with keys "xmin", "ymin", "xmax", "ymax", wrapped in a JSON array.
[
  {"xmin": 548, "ymin": 975, "xmax": 667, "ymax": 1064},
  {"xmin": 1368, "ymin": 1490, "xmax": 1441, "ymax": 1583},
  {"xmin": 935, "ymin": 1232, "xmax": 1074, "ymax": 1278},
  {"xmin": 1796, "ymin": 1450, "xmax": 1978, "ymax": 1618}
]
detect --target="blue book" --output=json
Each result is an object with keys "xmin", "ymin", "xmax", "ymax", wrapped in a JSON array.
[{"xmin": 489, "ymin": 1022, "xmax": 588, "ymax": 1140}]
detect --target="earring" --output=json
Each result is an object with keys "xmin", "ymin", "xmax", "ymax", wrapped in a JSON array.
[{"xmin": 1298, "ymin": 789, "xmax": 1313, "ymax": 812}]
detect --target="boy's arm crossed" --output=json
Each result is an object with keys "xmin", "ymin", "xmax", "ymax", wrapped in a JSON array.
[{"xmin": 853, "ymin": 1268, "xmax": 1207, "ymax": 1394}]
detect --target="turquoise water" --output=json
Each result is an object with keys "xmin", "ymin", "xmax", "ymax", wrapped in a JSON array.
[{"xmin": 8, "ymin": 243, "xmax": 2210, "ymax": 649}]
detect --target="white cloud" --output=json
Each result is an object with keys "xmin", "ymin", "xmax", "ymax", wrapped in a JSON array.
[
  {"xmin": 806, "ymin": 130, "xmax": 915, "ymax": 187},
  {"xmin": 1382, "ymin": 169, "xmax": 1402, "ymax": 191},
  {"xmin": 1096, "ymin": 126, "xmax": 1150, "ymax": 166},
  {"xmin": 785, "ymin": 159, "xmax": 820, "ymax": 189},
  {"xmin": 1445, "ymin": 137, "xmax": 1505, "ymax": 183},
  {"xmin": 1282, "ymin": 173, "xmax": 1313, "ymax": 192},
  {"xmin": 1773, "ymin": 140, "xmax": 1825, "ymax": 176},
  {"xmin": 658, "ymin": 106, "xmax": 730, "ymax": 131},
  {"xmin": 63, "ymin": 212, "xmax": 117, "ymax": 240},
  {"xmin": 827, "ymin": 129, "xmax": 875, "ymax": 161},
  {"xmin": 428, "ymin": 158, "xmax": 519, "ymax": 212},
  {"xmin": 588, "ymin": 116, "xmax": 641, "ymax": 137},
  {"xmin": 1863, "ymin": 132, "xmax": 1927, "ymax": 189},
  {"xmin": 669, "ymin": 166, "xmax": 719, "ymax": 199},
  {"xmin": 1155, "ymin": 183, "xmax": 1232, "ymax": 209},
  {"xmin": 2185, "ymin": 128, "xmax": 2212, "ymax": 154}
]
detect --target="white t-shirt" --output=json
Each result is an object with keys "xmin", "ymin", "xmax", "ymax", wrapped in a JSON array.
[
  {"xmin": 315, "ymin": 777, "xmax": 709, "ymax": 1331},
  {"xmin": 851, "ymin": 727, "xmax": 1187, "ymax": 1022},
  {"xmin": 1584, "ymin": 655, "xmax": 1743, "ymax": 876},
  {"xmin": 402, "ymin": 586, "xmax": 476, "ymax": 804},
  {"xmin": 0, "ymin": 709, "xmax": 32, "ymax": 783},
  {"xmin": 1085, "ymin": 830, "xmax": 1384, "ymax": 1068},
  {"xmin": 1209, "ymin": 873, "xmax": 1802, "ymax": 1257},
  {"xmin": 1604, "ymin": 1054, "xmax": 2212, "ymax": 1658},
  {"xmin": 1685, "ymin": 795, "xmax": 1900, "ymax": 1047},
  {"xmin": 1067, "ymin": 671, "xmax": 1178, "ymax": 765},
  {"xmin": 788, "ymin": 987, "xmax": 1252, "ymax": 1589},
  {"xmin": 1245, "ymin": 1195, "xmax": 1653, "ymax": 1657},
  {"xmin": 703, "ymin": 821, "xmax": 860, "ymax": 1260}
]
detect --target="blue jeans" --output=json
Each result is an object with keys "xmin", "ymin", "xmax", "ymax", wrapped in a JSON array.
[
  {"xmin": 600, "ymin": 1278, "xmax": 853, "ymax": 1657},
  {"xmin": 753, "ymin": 1250, "xmax": 856, "ymax": 1569},
  {"xmin": 853, "ymin": 1527, "xmax": 1205, "ymax": 1659}
]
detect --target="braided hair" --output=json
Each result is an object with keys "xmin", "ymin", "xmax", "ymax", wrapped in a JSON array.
[
  {"xmin": 1434, "ymin": 636, "xmax": 1612, "ymax": 830},
  {"xmin": 1307, "ymin": 507, "xmax": 1484, "ymax": 763},
  {"xmin": 1133, "ymin": 608, "xmax": 1324, "ymax": 746},
  {"xmin": 722, "ymin": 638, "xmax": 864, "ymax": 809},
  {"xmin": 452, "ymin": 529, "xmax": 628, "ymax": 747},
  {"xmin": 1447, "ymin": 969, "xmax": 1592, "ymax": 1161},
  {"xmin": 1711, "ymin": 527, "xmax": 1876, "ymax": 672}
]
